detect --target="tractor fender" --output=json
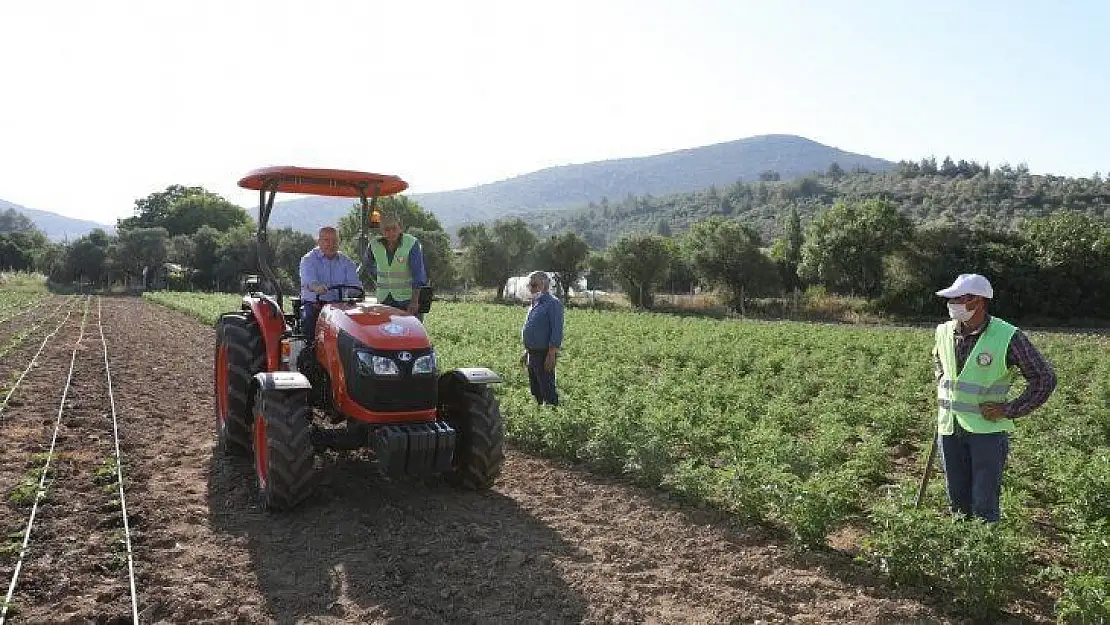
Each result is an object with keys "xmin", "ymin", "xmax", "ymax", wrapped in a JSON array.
[
  {"xmin": 253, "ymin": 371, "xmax": 313, "ymax": 392},
  {"xmin": 442, "ymin": 367, "xmax": 503, "ymax": 385}
]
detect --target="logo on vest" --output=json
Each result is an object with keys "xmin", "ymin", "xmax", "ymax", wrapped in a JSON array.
[
  {"xmin": 398, "ymin": 255, "xmax": 407, "ymax": 263},
  {"xmin": 976, "ymin": 352, "xmax": 994, "ymax": 366}
]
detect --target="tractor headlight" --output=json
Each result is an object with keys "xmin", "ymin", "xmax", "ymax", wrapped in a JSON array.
[
  {"xmin": 412, "ymin": 351, "xmax": 437, "ymax": 375},
  {"xmin": 357, "ymin": 351, "xmax": 399, "ymax": 377}
]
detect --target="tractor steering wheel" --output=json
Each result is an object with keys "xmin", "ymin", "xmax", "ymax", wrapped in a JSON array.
[{"xmin": 323, "ymin": 284, "xmax": 366, "ymax": 301}]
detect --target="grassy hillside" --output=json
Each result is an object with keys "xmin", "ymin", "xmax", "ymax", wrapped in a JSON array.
[{"xmin": 519, "ymin": 163, "xmax": 1110, "ymax": 246}]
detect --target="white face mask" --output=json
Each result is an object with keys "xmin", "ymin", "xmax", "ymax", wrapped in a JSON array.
[{"xmin": 947, "ymin": 302, "xmax": 974, "ymax": 322}]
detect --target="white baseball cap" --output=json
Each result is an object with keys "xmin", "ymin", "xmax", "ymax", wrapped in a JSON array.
[{"xmin": 936, "ymin": 273, "xmax": 993, "ymax": 299}]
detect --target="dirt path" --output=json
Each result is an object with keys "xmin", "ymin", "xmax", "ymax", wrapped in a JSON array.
[{"xmin": 2, "ymin": 297, "xmax": 972, "ymax": 623}]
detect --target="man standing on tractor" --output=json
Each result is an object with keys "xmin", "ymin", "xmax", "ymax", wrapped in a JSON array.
[
  {"xmin": 299, "ymin": 226, "xmax": 360, "ymax": 343},
  {"xmin": 932, "ymin": 273, "xmax": 1056, "ymax": 522},
  {"xmin": 364, "ymin": 212, "xmax": 428, "ymax": 319},
  {"xmin": 520, "ymin": 271, "xmax": 564, "ymax": 406}
]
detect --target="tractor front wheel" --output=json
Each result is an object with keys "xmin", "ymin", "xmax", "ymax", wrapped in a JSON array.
[
  {"xmin": 440, "ymin": 379, "xmax": 505, "ymax": 490},
  {"xmin": 214, "ymin": 313, "xmax": 263, "ymax": 457},
  {"xmin": 253, "ymin": 387, "xmax": 317, "ymax": 511}
]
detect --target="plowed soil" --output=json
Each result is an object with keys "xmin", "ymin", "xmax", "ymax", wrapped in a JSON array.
[{"xmin": 0, "ymin": 297, "xmax": 1005, "ymax": 624}]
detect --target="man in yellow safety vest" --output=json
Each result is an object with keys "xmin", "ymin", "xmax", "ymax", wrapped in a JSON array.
[
  {"xmin": 365, "ymin": 212, "xmax": 428, "ymax": 318},
  {"xmin": 933, "ymin": 273, "xmax": 1057, "ymax": 522}
]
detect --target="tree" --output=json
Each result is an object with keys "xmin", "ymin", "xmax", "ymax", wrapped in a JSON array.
[
  {"xmin": 0, "ymin": 227, "xmax": 47, "ymax": 271},
  {"xmin": 0, "ymin": 208, "xmax": 37, "ymax": 234},
  {"xmin": 267, "ymin": 227, "xmax": 317, "ymax": 294},
  {"xmin": 686, "ymin": 218, "xmax": 779, "ymax": 313},
  {"xmin": 458, "ymin": 220, "xmax": 537, "ymax": 299},
  {"xmin": 770, "ymin": 206, "xmax": 804, "ymax": 290},
  {"xmin": 33, "ymin": 243, "xmax": 66, "ymax": 282},
  {"xmin": 115, "ymin": 227, "xmax": 169, "ymax": 283},
  {"xmin": 161, "ymin": 193, "xmax": 251, "ymax": 236},
  {"xmin": 585, "ymin": 252, "xmax": 615, "ymax": 290},
  {"xmin": 607, "ymin": 233, "xmax": 674, "ymax": 309},
  {"xmin": 64, "ymin": 229, "xmax": 112, "ymax": 284},
  {"xmin": 533, "ymin": 232, "xmax": 590, "ymax": 298},
  {"xmin": 117, "ymin": 185, "xmax": 208, "ymax": 231},
  {"xmin": 214, "ymin": 226, "xmax": 256, "ymax": 292},
  {"xmin": 190, "ymin": 226, "xmax": 224, "ymax": 290},
  {"xmin": 408, "ymin": 227, "xmax": 458, "ymax": 290},
  {"xmin": 1019, "ymin": 212, "xmax": 1110, "ymax": 317},
  {"xmin": 798, "ymin": 199, "xmax": 914, "ymax": 297},
  {"xmin": 167, "ymin": 234, "xmax": 196, "ymax": 267}
]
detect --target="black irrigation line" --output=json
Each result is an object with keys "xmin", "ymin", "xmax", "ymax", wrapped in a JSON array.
[{"xmin": 0, "ymin": 296, "xmax": 140, "ymax": 624}]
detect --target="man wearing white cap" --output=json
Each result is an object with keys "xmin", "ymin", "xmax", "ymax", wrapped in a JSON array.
[{"xmin": 932, "ymin": 273, "xmax": 1056, "ymax": 522}]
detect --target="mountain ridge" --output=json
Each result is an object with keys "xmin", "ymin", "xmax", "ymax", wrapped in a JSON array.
[
  {"xmin": 0, "ymin": 198, "xmax": 115, "ymax": 241},
  {"xmin": 261, "ymin": 134, "xmax": 895, "ymax": 232}
]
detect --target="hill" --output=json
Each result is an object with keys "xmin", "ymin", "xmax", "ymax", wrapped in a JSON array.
[
  {"xmin": 517, "ymin": 161, "xmax": 1110, "ymax": 247},
  {"xmin": 0, "ymin": 198, "xmax": 115, "ymax": 241},
  {"xmin": 261, "ymin": 134, "xmax": 895, "ymax": 233}
]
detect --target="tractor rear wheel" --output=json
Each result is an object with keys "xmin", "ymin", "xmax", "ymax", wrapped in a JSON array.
[
  {"xmin": 253, "ymin": 388, "xmax": 317, "ymax": 511},
  {"xmin": 214, "ymin": 313, "xmax": 264, "ymax": 457},
  {"xmin": 440, "ymin": 380, "xmax": 505, "ymax": 490}
]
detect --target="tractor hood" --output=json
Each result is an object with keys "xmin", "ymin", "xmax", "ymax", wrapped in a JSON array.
[{"xmin": 320, "ymin": 302, "xmax": 430, "ymax": 350}]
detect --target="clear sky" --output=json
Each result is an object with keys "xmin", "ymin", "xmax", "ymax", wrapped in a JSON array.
[{"xmin": 1, "ymin": 0, "xmax": 1107, "ymax": 225}]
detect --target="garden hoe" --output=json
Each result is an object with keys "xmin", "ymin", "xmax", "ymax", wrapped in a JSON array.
[{"xmin": 914, "ymin": 435, "xmax": 938, "ymax": 507}]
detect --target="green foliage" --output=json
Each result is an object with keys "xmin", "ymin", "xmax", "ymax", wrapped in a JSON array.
[
  {"xmin": 458, "ymin": 219, "xmax": 538, "ymax": 297},
  {"xmin": 799, "ymin": 199, "xmax": 913, "ymax": 297},
  {"xmin": 1057, "ymin": 574, "xmax": 1110, "ymax": 624},
  {"xmin": 516, "ymin": 160, "xmax": 1110, "ymax": 247},
  {"xmin": 409, "ymin": 227, "xmax": 458, "ymax": 290},
  {"xmin": 0, "ymin": 210, "xmax": 48, "ymax": 271},
  {"xmin": 159, "ymin": 192, "xmax": 251, "ymax": 236},
  {"xmin": 861, "ymin": 493, "xmax": 1032, "ymax": 618},
  {"xmin": 685, "ymin": 218, "xmax": 779, "ymax": 312},
  {"xmin": 606, "ymin": 233, "xmax": 673, "ymax": 308},
  {"xmin": 114, "ymin": 227, "xmax": 169, "ymax": 278},
  {"xmin": 533, "ymin": 232, "xmax": 590, "ymax": 297},
  {"xmin": 0, "ymin": 207, "xmax": 38, "ymax": 234}
]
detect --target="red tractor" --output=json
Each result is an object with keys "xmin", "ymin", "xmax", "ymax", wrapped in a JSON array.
[{"xmin": 213, "ymin": 166, "xmax": 504, "ymax": 511}]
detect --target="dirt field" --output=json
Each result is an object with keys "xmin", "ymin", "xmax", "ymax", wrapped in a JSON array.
[{"xmin": 0, "ymin": 296, "xmax": 988, "ymax": 624}]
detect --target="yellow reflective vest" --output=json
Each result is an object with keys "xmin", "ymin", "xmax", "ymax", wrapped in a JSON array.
[
  {"xmin": 369, "ymin": 234, "xmax": 416, "ymax": 302},
  {"xmin": 935, "ymin": 318, "xmax": 1018, "ymax": 435}
]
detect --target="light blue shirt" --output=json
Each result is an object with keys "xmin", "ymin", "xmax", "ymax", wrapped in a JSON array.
[{"xmin": 299, "ymin": 247, "xmax": 360, "ymax": 302}]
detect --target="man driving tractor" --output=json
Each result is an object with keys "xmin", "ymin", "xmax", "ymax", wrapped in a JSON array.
[
  {"xmin": 298, "ymin": 226, "xmax": 360, "ymax": 343},
  {"xmin": 364, "ymin": 212, "xmax": 428, "ymax": 319}
]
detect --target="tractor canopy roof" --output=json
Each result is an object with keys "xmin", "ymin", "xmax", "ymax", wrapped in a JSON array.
[{"xmin": 238, "ymin": 166, "xmax": 408, "ymax": 198}]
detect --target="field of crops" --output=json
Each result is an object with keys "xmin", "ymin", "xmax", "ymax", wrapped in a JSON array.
[{"xmin": 144, "ymin": 290, "xmax": 1110, "ymax": 620}]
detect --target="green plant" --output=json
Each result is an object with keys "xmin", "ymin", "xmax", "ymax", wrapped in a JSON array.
[{"xmin": 861, "ymin": 492, "xmax": 1032, "ymax": 618}]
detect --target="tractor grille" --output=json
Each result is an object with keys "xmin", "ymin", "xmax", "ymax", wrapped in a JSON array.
[{"xmin": 338, "ymin": 331, "xmax": 437, "ymax": 413}]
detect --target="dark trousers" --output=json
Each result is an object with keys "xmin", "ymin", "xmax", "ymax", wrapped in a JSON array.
[
  {"xmin": 526, "ymin": 349, "xmax": 559, "ymax": 406},
  {"xmin": 939, "ymin": 429, "xmax": 1010, "ymax": 522}
]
